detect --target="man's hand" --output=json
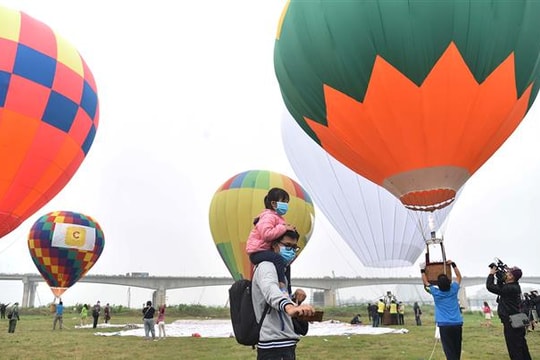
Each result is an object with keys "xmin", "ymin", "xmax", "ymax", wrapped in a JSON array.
[
  {"xmin": 292, "ymin": 289, "xmax": 307, "ymax": 305},
  {"xmin": 285, "ymin": 304, "xmax": 315, "ymax": 318}
]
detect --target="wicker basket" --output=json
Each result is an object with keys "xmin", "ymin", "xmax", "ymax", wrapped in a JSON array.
[
  {"xmin": 425, "ymin": 262, "xmax": 452, "ymax": 285},
  {"xmin": 424, "ymin": 240, "xmax": 452, "ymax": 285}
]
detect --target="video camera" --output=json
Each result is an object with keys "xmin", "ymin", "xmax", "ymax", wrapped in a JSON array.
[{"xmin": 488, "ymin": 257, "xmax": 508, "ymax": 284}]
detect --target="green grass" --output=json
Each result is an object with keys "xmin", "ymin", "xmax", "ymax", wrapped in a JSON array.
[{"xmin": 0, "ymin": 306, "xmax": 538, "ymax": 359}]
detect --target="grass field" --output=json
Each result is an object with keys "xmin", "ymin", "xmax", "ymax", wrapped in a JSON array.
[{"xmin": 0, "ymin": 306, "xmax": 538, "ymax": 359}]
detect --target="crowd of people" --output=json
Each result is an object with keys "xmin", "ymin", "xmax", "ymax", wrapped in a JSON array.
[
  {"xmin": 0, "ymin": 187, "xmax": 536, "ymax": 360},
  {"xmin": 365, "ymin": 292, "xmax": 407, "ymax": 327},
  {"xmin": 2, "ymin": 298, "xmax": 168, "ymax": 339}
]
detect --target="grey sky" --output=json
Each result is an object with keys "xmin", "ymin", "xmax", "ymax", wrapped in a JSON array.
[{"xmin": 0, "ymin": 0, "xmax": 538, "ymax": 307}]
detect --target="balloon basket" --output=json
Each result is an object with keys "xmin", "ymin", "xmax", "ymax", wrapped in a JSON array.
[
  {"xmin": 424, "ymin": 262, "xmax": 452, "ymax": 285},
  {"xmin": 424, "ymin": 236, "xmax": 451, "ymax": 285}
]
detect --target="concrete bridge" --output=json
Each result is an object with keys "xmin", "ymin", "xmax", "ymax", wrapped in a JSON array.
[{"xmin": 1, "ymin": 273, "xmax": 539, "ymax": 308}]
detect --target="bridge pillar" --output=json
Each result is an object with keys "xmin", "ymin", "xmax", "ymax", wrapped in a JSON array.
[
  {"xmin": 323, "ymin": 289, "xmax": 336, "ymax": 307},
  {"xmin": 22, "ymin": 277, "xmax": 37, "ymax": 308},
  {"xmin": 153, "ymin": 288, "xmax": 167, "ymax": 306}
]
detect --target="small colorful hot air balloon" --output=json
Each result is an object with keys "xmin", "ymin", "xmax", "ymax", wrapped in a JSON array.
[
  {"xmin": 0, "ymin": 6, "xmax": 99, "ymax": 238},
  {"xmin": 28, "ymin": 211, "xmax": 105, "ymax": 298},
  {"xmin": 209, "ymin": 170, "xmax": 315, "ymax": 280},
  {"xmin": 274, "ymin": 0, "xmax": 540, "ymax": 212}
]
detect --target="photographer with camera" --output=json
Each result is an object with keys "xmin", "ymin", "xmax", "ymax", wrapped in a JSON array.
[{"xmin": 486, "ymin": 260, "xmax": 531, "ymax": 360}]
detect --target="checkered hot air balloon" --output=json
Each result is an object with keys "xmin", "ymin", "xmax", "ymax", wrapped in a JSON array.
[
  {"xmin": 28, "ymin": 211, "xmax": 105, "ymax": 298},
  {"xmin": 0, "ymin": 6, "xmax": 99, "ymax": 238},
  {"xmin": 209, "ymin": 170, "xmax": 315, "ymax": 281}
]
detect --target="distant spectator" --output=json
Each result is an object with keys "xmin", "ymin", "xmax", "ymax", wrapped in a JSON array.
[
  {"xmin": 142, "ymin": 300, "xmax": 156, "ymax": 340},
  {"xmin": 398, "ymin": 302, "xmax": 405, "ymax": 325},
  {"xmin": 156, "ymin": 304, "xmax": 166, "ymax": 340},
  {"xmin": 104, "ymin": 303, "xmax": 111, "ymax": 324},
  {"xmin": 389, "ymin": 300, "xmax": 398, "ymax": 325},
  {"xmin": 350, "ymin": 314, "xmax": 362, "ymax": 325},
  {"xmin": 413, "ymin": 302, "xmax": 422, "ymax": 326},
  {"xmin": 376, "ymin": 298, "xmax": 385, "ymax": 327},
  {"xmin": 7, "ymin": 302, "xmax": 20, "ymax": 333},
  {"xmin": 0, "ymin": 303, "xmax": 10, "ymax": 319},
  {"xmin": 482, "ymin": 301, "xmax": 493, "ymax": 327},
  {"xmin": 92, "ymin": 301, "xmax": 101, "ymax": 328},
  {"xmin": 369, "ymin": 303, "xmax": 378, "ymax": 327},
  {"xmin": 80, "ymin": 304, "xmax": 88, "ymax": 326},
  {"xmin": 53, "ymin": 300, "xmax": 64, "ymax": 330}
]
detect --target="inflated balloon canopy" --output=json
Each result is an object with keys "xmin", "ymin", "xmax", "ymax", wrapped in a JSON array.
[
  {"xmin": 275, "ymin": 0, "xmax": 540, "ymax": 212},
  {"xmin": 28, "ymin": 211, "xmax": 105, "ymax": 298},
  {"xmin": 0, "ymin": 6, "xmax": 99, "ymax": 238}
]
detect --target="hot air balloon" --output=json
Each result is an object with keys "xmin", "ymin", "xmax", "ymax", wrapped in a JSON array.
[
  {"xmin": 274, "ymin": 0, "xmax": 540, "ymax": 212},
  {"xmin": 0, "ymin": 6, "xmax": 99, "ymax": 238},
  {"xmin": 282, "ymin": 112, "xmax": 458, "ymax": 267},
  {"xmin": 28, "ymin": 211, "xmax": 104, "ymax": 298},
  {"xmin": 209, "ymin": 170, "xmax": 315, "ymax": 280}
]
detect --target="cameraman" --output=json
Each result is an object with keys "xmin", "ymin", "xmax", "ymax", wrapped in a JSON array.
[{"xmin": 486, "ymin": 265, "xmax": 531, "ymax": 360}]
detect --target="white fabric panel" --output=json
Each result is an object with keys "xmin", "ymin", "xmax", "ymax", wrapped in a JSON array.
[{"xmin": 51, "ymin": 223, "xmax": 96, "ymax": 251}]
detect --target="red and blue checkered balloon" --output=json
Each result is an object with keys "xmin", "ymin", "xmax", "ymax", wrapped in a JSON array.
[
  {"xmin": 0, "ymin": 6, "xmax": 99, "ymax": 238},
  {"xmin": 28, "ymin": 211, "xmax": 105, "ymax": 298}
]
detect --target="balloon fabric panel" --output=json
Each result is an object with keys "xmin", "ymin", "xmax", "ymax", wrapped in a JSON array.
[
  {"xmin": 0, "ymin": 6, "xmax": 99, "ymax": 238},
  {"xmin": 275, "ymin": 0, "xmax": 540, "ymax": 211}
]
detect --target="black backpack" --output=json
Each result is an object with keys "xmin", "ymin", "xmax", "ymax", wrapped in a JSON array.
[{"xmin": 229, "ymin": 279, "xmax": 270, "ymax": 346}]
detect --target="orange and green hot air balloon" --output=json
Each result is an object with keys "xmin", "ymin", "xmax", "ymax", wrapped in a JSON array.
[
  {"xmin": 209, "ymin": 170, "xmax": 315, "ymax": 281},
  {"xmin": 274, "ymin": 0, "xmax": 540, "ymax": 212},
  {"xmin": 28, "ymin": 211, "xmax": 105, "ymax": 298},
  {"xmin": 0, "ymin": 6, "xmax": 99, "ymax": 238}
]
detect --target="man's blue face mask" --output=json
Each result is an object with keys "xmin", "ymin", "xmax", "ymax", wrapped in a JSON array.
[
  {"xmin": 275, "ymin": 201, "xmax": 288, "ymax": 215},
  {"xmin": 279, "ymin": 245, "xmax": 296, "ymax": 265}
]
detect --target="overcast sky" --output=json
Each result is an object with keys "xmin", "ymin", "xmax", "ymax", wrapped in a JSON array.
[{"xmin": 0, "ymin": 0, "xmax": 539, "ymax": 307}]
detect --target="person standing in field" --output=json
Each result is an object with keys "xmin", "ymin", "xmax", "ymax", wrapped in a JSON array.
[
  {"xmin": 92, "ymin": 301, "xmax": 101, "ymax": 328},
  {"xmin": 80, "ymin": 304, "xmax": 88, "ymax": 326},
  {"xmin": 156, "ymin": 304, "xmax": 166, "ymax": 340},
  {"xmin": 413, "ymin": 302, "xmax": 422, "ymax": 326},
  {"xmin": 7, "ymin": 302, "xmax": 20, "ymax": 333},
  {"xmin": 482, "ymin": 301, "xmax": 493, "ymax": 327},
  {"xmin": 142, "ymin": 300, "xmax": 156, "ymax": 341},
  {"xmin": 421, "ymin": 260, "xmax": 463, "ymax": 360},
  {"xmin": 486, "ymin": 265, "xmax": 531, "ymax": 360},
  {"xmin": 251, "ymin": 229, "xmax": 315, "ymax": 358},
  {"xmin": 53, "ymin": 300, "xmax": 64, "ymax": 330},
  {"xmin": 104, "ymin": 303, "xmax": 111, "ymax": 324}
]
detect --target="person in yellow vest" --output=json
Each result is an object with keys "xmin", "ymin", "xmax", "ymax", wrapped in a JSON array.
[
  {"xmin": 398, "ymin": 302, "xmax": 405, "ymax": 325},
  {"xmin": 389, "ymin": 300, "xmax": 398, "ymax": 325},
  {"xmin": 373, "ymin": 299, "xmax": 386, "ymax": 327}
]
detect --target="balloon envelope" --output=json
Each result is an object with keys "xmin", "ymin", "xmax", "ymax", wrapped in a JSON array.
[
  {"xmin": 209, "ymin": 170, "xmax": 315, "ymax": 280},
  {"xmin": 28, "ymin": 211, "xmax": 105, "ymax": 297},
  {"xmin": 0, "ymin": 6, "xmax": 99, "ymax": 238},
  {"xmin": 275, "ymin": 0, "xmax": 540, "ymax": 211},
  {"xmin": 282, "ymin": 112, "xmax": 457, "ymax": 267}
]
